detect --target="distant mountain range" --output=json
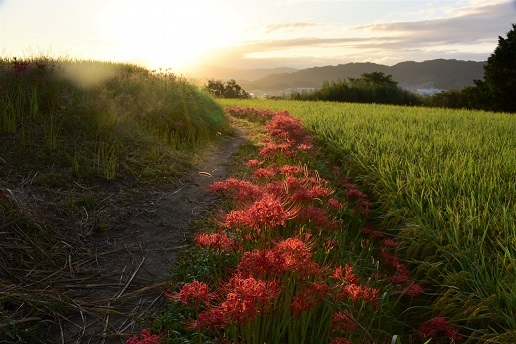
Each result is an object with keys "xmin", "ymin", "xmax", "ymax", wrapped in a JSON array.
[
  {"xmin": 189, "ymin": 59, "xmax": 486, "ymax": 95},
  {"xmin": 186, "ymin": 65, "xmax": 299, "ymax": 82}
]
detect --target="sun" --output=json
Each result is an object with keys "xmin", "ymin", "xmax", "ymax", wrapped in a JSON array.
[{"xmin": 107, "ymin": 0, "xmax": 235, "ymax": 71}]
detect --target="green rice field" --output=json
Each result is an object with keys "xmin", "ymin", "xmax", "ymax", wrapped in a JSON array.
[{"xmin": 220, "ymin": 99, "xmax": 516, "ymax": 342}]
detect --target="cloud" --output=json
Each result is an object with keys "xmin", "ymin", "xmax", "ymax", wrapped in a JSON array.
[
  {"xmin": 194, "ymin": 0, "xmax": 516, "ymax": 69},
  {"xmin": 356, "ymin": 1, "xmax": 515, "ymax": 45}
]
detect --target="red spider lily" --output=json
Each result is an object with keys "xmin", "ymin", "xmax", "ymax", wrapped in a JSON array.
[
  {"xmin": 387, "ymin": 267, "xmax": 411, "ymax": 284},
  {"xmin": 214, "ymin": 274, "xmax": 280, "ymax": 324},
  {"xmin": 260, "ymin": 142, "xmax": 295, "ymax": 157},
  {"xmin": 224, "ymin": 193, "xmax": 297, "ymax": 232},
  {"xmin": 361, "ymin": 226, "xmax": 372, "ymax": 235},
  {"xmin": 290, "ymin": 181, "xmax": 333, "ymax": 203},
  {"xmin": 345, "ymin": 188, "xmax": 368, "ymax": 200},
  {"xmin": 209, "ymin": 178, "xmax": 263, "ymax": 201},
  {"xmin": 195, "ymin": 232, "xmax": 235, "ymax": 253},
  {"xmin": 221, "ymin": 292, "xmax": 257, "ymax": 323},
  {"xmin": 250, "ymin": 112, "xmax": 314, "ymax": 158},
  {"xmin": 383, "ymin": 239, "xmax": 398, "ymax": 247},
  {"xmin": 228, "ymin": 273, "xmax": 280, "ymax": 303},
  {"xmin": 298, "ymin": 205, "xmax": 339, "ymax": 231},
  {"xmin": 332, "ymin": 310, "xmax": 357, "ymax": 333},
  {"xmin": 298, "ymin": 143, "xmax": 313, "ymax": 151},
  {"xmin": 165, "ymin": 280, "xmax": 214, "ymax": 307},
  {"xmin": 402, "ymin": 283, "xmax": 424, "ymax": 297},
  {"xmin": 331, "ymin": 265, "xmax": 360, "ymax": 284},
  {"xmin": 339, "ymin": 180, "xmax": 374, "ymax": 215},
  {"xmin": 358, "ymin": 199, "xmax": 373, "ymax": 215},
  {"xmin": 238, "ymin": 236, "xmax": 320, "ymax": 279},
  {"xmin": 274, "ymin": 236, "xmax": 312, "ymax": 269},
  {"xmin": 208, "ymin": 181, "xmax": 226, "ymax": 193},
  {"xmin": 419, "ymin": 317, "xmax": 464, "ymax": 342},
  {"xmin": 125, "ymin": 328, "xmax": 161, "ymax": 344},
  {"xmin": 253, "ymin": 166, "xmax": 277, "ymax": 179},
  {"xmin": 238, "ymin": 249, "xmax": 283, "ymax": 278},
  {"xmin": 291, "ymin": 281, "xmax": 329, "ymax": 317},
  {"xmin": 192, "ymin": 308, "xmax": 226, "ymax": 330},
  {"xmin": 278, "ymin": 164, "xmax": 305, "ymax": 176},
  {"xmin": 337, "ymin": 283, "xmax": 379, "ymax": 304},
  {"xmin": 266, "ymin": 114, "xmax": 305, "ymax": 139},
  {"xmin": 264, "ymin": 180, "xmax": 286, "ymax": 197},
  {"xmin": 245, "ymin": 159, "xmax": 264, "ymax": 168},
  {"xmin": 284, "ymin": 175, "xmax": 302, "ymax": 191},
  {"xmin": 324, "ymin": 238, "xmax": 339, "ymax": 253},
  {"xmin": 13, "ymin": 59, "xmax": 30, "ymax": 75},
  {"xmin": 381, "ymin": 248, "xmax": 424, "ymax": 297},
  {"xmin": 327, "ymin": 198, "xmax": 341, "ymax": 211},
  {"xmin": 274, "ymin": 236, "xmax": 321, "ymax": 277},
  {"xmin": 308, "ymin": 185, "xmax": 335, "ymax": 199},
  {"xmin": 329, "ymin": 337, "xmax": 353, "ymax": 344}
]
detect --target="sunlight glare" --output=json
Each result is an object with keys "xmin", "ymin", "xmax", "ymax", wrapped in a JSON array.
[{"xmin": 108, "ymin": 0, "xmax": 235, "ymax": 71}]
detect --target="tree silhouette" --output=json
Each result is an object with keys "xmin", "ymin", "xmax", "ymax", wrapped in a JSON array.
[
  {"xmin": 205, "ymin": 79, "xmax": 250, "ymax": 99},
  {"xmin": 480, "ymin": 23, "xmax": 516, "ymax": 112}
]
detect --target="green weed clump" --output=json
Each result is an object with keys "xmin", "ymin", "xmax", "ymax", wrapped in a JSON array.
[
  {"xmin": 219, "ymin": 99, "xmax": 515, "ymax": 343},
  {"xmin": 0, "ymin": 56, "xmax": 229, "ymax": 342}
]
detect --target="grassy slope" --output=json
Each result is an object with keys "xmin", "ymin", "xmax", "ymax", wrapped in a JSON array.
[
  {"xmin": 0, "ymin": 57, "xmax": 230, "ymax": 342},
  {"xmin": 220, "ymin": 98, "xmax": 515, "ymax": 342}
]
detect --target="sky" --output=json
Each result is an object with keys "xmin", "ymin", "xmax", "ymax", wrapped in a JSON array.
[{"xmin": 1, "ymin": 0, "xmax": 515, "ymax": 72}]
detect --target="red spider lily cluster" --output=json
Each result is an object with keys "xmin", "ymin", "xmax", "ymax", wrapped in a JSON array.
[
  {"xmin": 13, "ymin": 59, "xmax": 30, "ymax": 76},
  {"xmin": 419, "ymin": 317, "xmax": 464, "ymax": 342},
  {"xmin": 161, "ymin": 107, "xmax": 462, "ymax": 343},
  {"xmin": 361, "ymin": 227, "xmax": 425, "ymax": 298},
  {"xmin": 126, "ymin": 328, "xmax": 161, "ymax": 344},
  {"xmin": 164, "ymin": 280, "xmax": 214, "ymax": 307},
  {"xmin": 260, "ymin": 113, "xmax": 314, "ymax": 157},
  {"xmin": 223, "ymin": 193, "xmax": 298, "ymax": 233},
  {"xmin": 340, "ymin": 177, "xmax": 374, "ymax": 216},
  {"xmin": 195, "ymin": 232, "xmax": 235, "ymax": 253}
]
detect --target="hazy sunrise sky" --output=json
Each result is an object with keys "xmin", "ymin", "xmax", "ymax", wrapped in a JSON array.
[{"xmin": 1, "ymin": 0, "xmax": 515, "ymax": 72}]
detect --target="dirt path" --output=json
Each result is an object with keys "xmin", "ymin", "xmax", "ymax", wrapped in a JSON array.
[{"xmin": 58, "ymin": 131, "xmax": 247, "ymax": 343}]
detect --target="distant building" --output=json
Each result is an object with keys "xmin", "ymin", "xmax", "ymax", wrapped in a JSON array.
[{"xmin": 415, "ymin": 88, "xmax": 444, "ymax": 96}]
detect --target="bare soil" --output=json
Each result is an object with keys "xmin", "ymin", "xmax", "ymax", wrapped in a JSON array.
[{"xmin": 57, "ymin": 131, "xmax": 247, "ymax": 343}]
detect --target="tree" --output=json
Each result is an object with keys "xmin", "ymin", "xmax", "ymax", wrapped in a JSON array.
[
  {"xmin": 205, "ymin": 79, "xmax": 226, "ymax": 98},
  {"xmin": 481, "ymin": 23, "xmax": 516, "ymax": 112},
  {"xmin": 205, "ymin": 79, "xmax": 250, "ymax": 99},
  {"xmin": 358, "ymin": 72, "xmax": 398, "ymax": 86}
]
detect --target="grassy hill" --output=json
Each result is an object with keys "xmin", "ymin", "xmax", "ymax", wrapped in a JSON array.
[{"xmin": 0, "ymin": 57, "xmax": 230, "ymax": 342}]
